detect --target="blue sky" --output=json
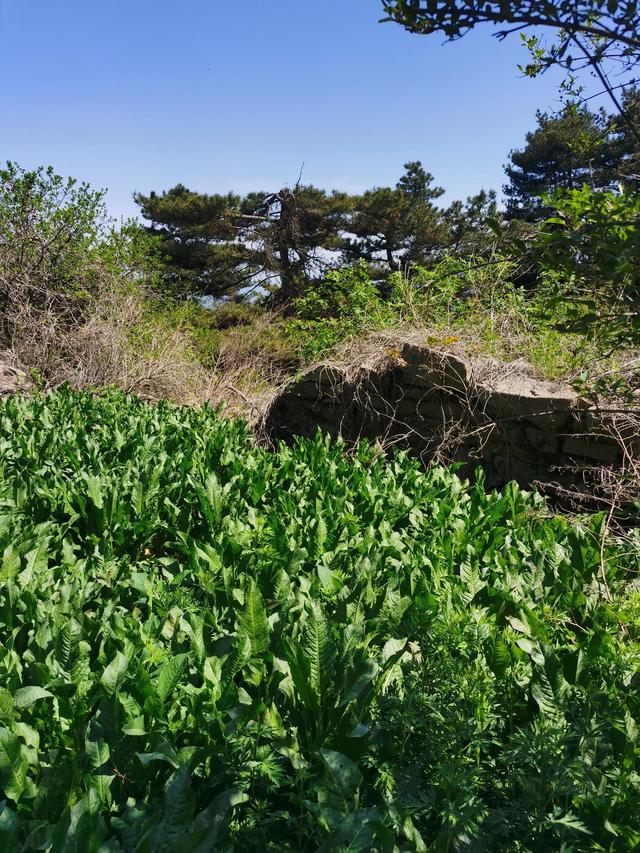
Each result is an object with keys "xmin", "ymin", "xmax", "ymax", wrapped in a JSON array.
[{"xmin": 1, "ymin": 0, "xmax": 567, "ymax": 220}]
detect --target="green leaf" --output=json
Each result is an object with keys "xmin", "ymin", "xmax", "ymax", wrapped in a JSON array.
[
  {"xmin": 0, "ymin": 800, "xmax": 20, "ymax": 848},
  {"xmin": 549, "ymin": 812, "xmax": 592, "ymax": 834},
  {"xmin": 459, "ymin": 560, "xmax": 486, "ymax": 604},
  {"xmin": 85, "ymin": 720, "xmax": 113, "ymax": 804},
  {"xmin": 150, "ymin": 765, "xmax": 196, "ymax": 851},
  {"xmin": 0, "ymin": 690, "xmax": 15, "ymax": 724},
  {"xmin": 0, "ymin": 727, "xmax": 28, "ymax": 802},
  {"xmin": 64, "ymin": 789, "xmax": 107, "ymax": 850},
  {"xmin": 237, "ymin": 581, "xmax": 270, "ymax": 656},
  {"xmin": 85, "ymin": 474, "xmax": 104, "ymax": 509},
  {"xmin": 13, "ymin": 686, "xmax": 53, "ymax": 710},
  {"xmin": 507, "ymin": 613, "xmax": 531, "ymax": 635},
  {"xmin": 302, "ymin": 601, "xmax": 335, "ymax": 703},
  {"xmin": 189, "ymin": 788, "xmax": 249, "ymax": 848},
  {"xmin": 1, "ymin": 547, "xmax": 20, "ymax": 583},
  {"xmin": 531, "ymin": 670, "xmax": 557, "ymax": 715},
  {"xmin": 19, "ymin": 539, "xmax": 49, "ymax": 586},
  {"xmin": 155, "ymin": 654, "xmax": 189, "ymax": 704},
  {"xmin": 320, "ymin": 748, "xmax": 362, "ymax": 798},
  {"xmin": 100, "ymin": 652, "xmax": 128, "ymax": 696},
  {"xmin": 137, "ymin": 741, "xmax": 181, "ymax": 769},
  {"xmin": 340, "ymin": 660, "xmax": 379, "ymax": 706}
]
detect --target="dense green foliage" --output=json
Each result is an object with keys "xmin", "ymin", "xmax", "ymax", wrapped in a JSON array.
[
  {"xmin": 0, "ymin": 389, "xmax": 639, "ymax": 850},
  {"xmin": 504, "ymin": 107, "xmax": 618, "ymax": 221},
  {"xmin": 134, "ymin": 184, "xmax": 352, "ymax": 302},
  {"xmin": 502, "ymin": 94, "xmax": 640, "ymax": 222},
  {"xmin": 342, "ymin": 161, "xmax": 446, "ymax": 271},
  {"xmin": 532, "ymin": 185, "xmax": 640, "ymax": 351},
  {"xmin": 0, "ymin": 163, "xmax": 157, "ymax": 308}
]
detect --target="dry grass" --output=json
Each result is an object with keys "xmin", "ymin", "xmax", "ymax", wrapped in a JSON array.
[
  {"xmin": 203, "ymin": 311, "xmax": 293, "ymax": 434},
  {"xmin": 8, "ymin": 290, "xmax": 209, "ymax": 405},
  {"xmin": 4, "ymin": 281, "xmax": 293, "ymax": 425}
]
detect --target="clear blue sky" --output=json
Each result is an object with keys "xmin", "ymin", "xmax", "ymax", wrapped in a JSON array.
[{"xmin": 1, "ymin": 0, "xmax": 567, "ymax": 220}]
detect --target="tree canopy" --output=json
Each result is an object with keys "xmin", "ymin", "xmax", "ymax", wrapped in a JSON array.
[
  {"xmin": 345, "ymin": 161, "xmax": 446, "ymax": 272},
  {"xmin": 381, "ymin": 1, "xmax": 640, "ymax": 126},
  {"xmin": 504, "ymin": 106, "xmax": 616, "ymax": 220},
  {"xmin": 503, "ymin": 94, "xmax": 640, "ymax": 219},
  {"xmin": 135, "ymin": 184, "xmax": 352, "ymax": 302},
  {"xmin": 136, "ymin": 162, "xmax": 500, "ymax": 303}
]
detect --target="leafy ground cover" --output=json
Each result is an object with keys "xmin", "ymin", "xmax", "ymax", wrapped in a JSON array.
[{"xmin": 0, "ymin": 389, "xmax": 639, "ymax": 851}]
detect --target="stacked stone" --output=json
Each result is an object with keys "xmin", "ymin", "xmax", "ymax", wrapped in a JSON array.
[{"xmin": 267, "ymin": 341, "xmax": 630, "ymax": 493}]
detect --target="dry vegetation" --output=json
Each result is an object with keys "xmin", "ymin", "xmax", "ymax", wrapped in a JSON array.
[{"xmin": 8, "ymin": 291, "xmax": 207, "ymax": 404}]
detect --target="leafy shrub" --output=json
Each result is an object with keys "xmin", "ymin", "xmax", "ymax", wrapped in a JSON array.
[
  {"xmin": 285, "ymin": 262, "xmax": 392, "ymax": 360},
  {"xmin": 533, "ymin": 185, "xmax": 640, "ymax": 351},
  {"xmin": 0, "ymin": 163, "xmax": 205, "ymax": 398},
  {"xmin": 0, "ymin": 162, "xmax": 159, "ymax": 327},
  {"xmin": 0, "ymin": 389, "xmax": 638, "ymax": 850},
  {"xmin": 293, "ymin": 261, "xmax": 383, "ymax": 321}
]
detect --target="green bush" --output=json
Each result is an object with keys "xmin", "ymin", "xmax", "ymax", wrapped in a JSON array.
[
  {"xmin": 0, "ymin": 389, "xmax": 638, "ymax": 850},
  {"xmin": 285, "ymin": 262, "xmax": 392, "ymax": 360},
  {"xmin": 533, "ymin": 185, "xmax": 640, "ymax": 351},
  {"xmin": 0, "ymin": 162, "xmax": 160, "ymax": 315}
]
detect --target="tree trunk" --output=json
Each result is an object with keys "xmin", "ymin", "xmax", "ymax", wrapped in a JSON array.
[{"xmin": 276, "ymin": 190, "xmax": 297, "ymax": 304}]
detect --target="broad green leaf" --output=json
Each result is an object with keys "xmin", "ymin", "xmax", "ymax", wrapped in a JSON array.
[
  {"xmin": 85, "ymin": 474, "xmax": 104, "ymax": 509},
  {"xmin": 507, "ymin": 613, "xmax": 531, "ymax": 635},
  {"xmin": 0, "ymin": 727, "xmax": 28, "ymax": 802},
  {"xmin": 155, "ymin": 654, "xmax": 188, "ymax": 704},
  {"xmin": 459, "ymin": 560, "xmax": 486, "ymax": 604},
  {"xmin": 64, "ymin": 789, "xmax": 107, "ymax": 850},
  {"xmin": 19, "ymin": 539, "xmax": 49, "ymax": 586},
  {"xmin": 137, "ymin": 741, "xmax": 180, "ymax": 769},
  {"xmin": 320, "ymin": 748, "xmax": 362, "ymax": 798},
  {"xmin": 0, "ymin": 690, "xmax": 14, "ymax": 724},
  {"xmin": 531, "ymin": 670, "xmax": 557, "ymax": 715},
  {"xmin": 13, "ymin": 686, "xmax": 53, "ymax": 710},
  {"xmin": 150, "ymin": 765, "xmax": 196, "ymax": 851},
  {"xmin": 100, "ymin": 652, "xmax": 128, "ymax": 696},
  {"xmin": 0, "ymin": 800, "xmax": 20, "ymax": 848},
  {"xmin": 189, "ymin": 788, "xmax": 249, "ymax": 845},
  {"xmin": 302, "ymin": 601, "xmax": 335, "ymax": 703},
  {"xmin": 340, "ymin": 660, "xmax": 379, "ymax": 706},
  {"xmin": 85, "ymin": 720, "xmax": 113, "ymax": 804},
  {"xmin": 237, "ymin": 581, "xmax": 270, "ymax": 656},
  {"xmin": 1, "ymin": 546, "xmax": 20, "ymax": 583}
]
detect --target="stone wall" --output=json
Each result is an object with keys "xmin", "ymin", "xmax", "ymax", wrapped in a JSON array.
[{"xmin": 266, "ymin": 340, "xmax": 635, "ymax": 498}]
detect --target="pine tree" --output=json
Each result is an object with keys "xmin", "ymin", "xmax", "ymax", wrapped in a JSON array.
[
  {"xmin": 135, "ymin": 184, "xmax": 352, "ymax": 303},
  {"xmin": 503, "ymin": 106, "xmax": 618, "ymax": 220},
  {"xmin": 345, "ymin": 161, "xmax": 445, "ymax": 271}
]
